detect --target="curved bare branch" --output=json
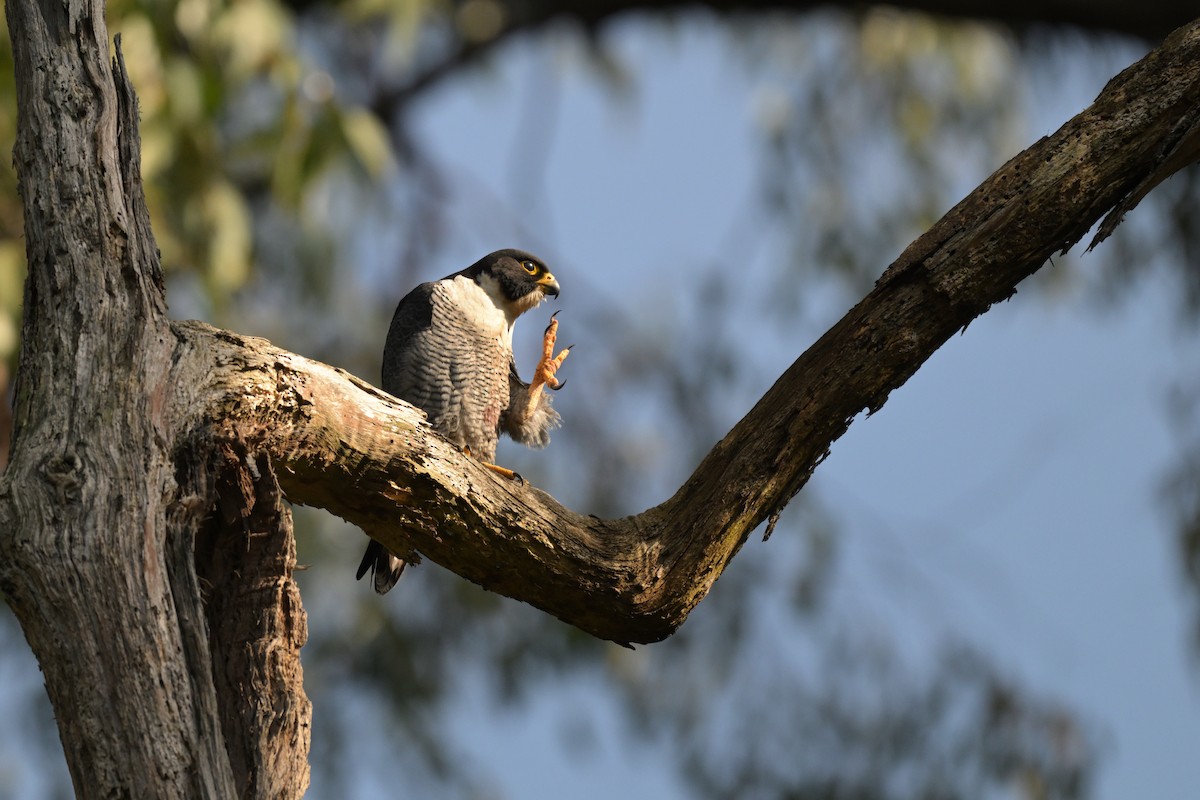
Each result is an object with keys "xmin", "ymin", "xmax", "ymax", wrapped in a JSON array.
[{"xmin": 172, "ymin": 18, "xmax": 1200, "ymax": 646}]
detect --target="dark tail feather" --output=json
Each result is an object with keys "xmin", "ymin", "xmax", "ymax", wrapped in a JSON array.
[{"xmin": 356, "ymin": 540, "xmax": 406, "ymax": 594}]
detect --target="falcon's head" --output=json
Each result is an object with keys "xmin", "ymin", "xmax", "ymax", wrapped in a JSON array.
[{"xmin": 470, "ymin": 249, "xmax": 560, "ymax": 318}]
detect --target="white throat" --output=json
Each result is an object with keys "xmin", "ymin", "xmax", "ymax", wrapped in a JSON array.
[
  {"xmin": 443, "ymin": 274, "xmax": 515, "ymax": 349},
  {"xmin": 474, "ymin": 272, "xmax": 544, "ymax": 326}
]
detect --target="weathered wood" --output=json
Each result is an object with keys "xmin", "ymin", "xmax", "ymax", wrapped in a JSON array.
[
  {"xmin": 0, "ymin": 1, "xmax": 310, "ymax": 797},
  {"xmin": 192, "ymin": 446, "xmax": 311, "ymax": 799}
]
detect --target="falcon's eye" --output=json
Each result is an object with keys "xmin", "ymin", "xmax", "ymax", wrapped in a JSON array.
[{"xmin": 521, "ymin": 261, "xmax": 539, "ymax": 275}]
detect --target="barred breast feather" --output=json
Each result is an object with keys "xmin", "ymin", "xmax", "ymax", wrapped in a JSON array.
[{"xmin": 382, "ymin": 275, "xmax": 521, "ymax": 462}]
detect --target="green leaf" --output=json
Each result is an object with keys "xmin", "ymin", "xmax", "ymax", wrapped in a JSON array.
[{"xmin": 340, "ymin": 108, "xmax": 395, "ymax": 178}]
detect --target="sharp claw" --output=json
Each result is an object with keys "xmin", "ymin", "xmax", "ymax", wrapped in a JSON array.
[
  {"xmin": 551, "ymin": 309, "xmax": 561, "ymax": 319},
  {"xmin": 512, "ymin": 471, "xmax": 525, "ymax": 484},
  {"xmin": 550, "ymin": 378, "xmax": 566, "ymax": 391},
  {"xmin": 566, "ymin": 344, "xmax": 575, "ymax": 351}
]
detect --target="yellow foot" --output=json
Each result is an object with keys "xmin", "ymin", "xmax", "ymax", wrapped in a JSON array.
[
  {"xmin": 484, "ymin": 462, "xmax": 523, "ymax": 483},
  {"xmin": 533, "ymin": 311, "xmax": 571, "ymax": 391},
  {"xmin": 464, "ymin": 446, "xmax": 523, "ymax": 482}
]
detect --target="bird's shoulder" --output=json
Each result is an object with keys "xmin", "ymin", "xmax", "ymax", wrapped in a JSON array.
[
  {"xmin": 385, "ymin": 281, "xmax": 437, "ymax": 347},
  {"xmin": 384, "ymin": 273, "xmax": 510, "ymax": 353}
]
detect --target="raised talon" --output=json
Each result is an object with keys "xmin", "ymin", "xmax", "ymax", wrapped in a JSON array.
[
  {"xmin": 534, "ymin": 313, "xmax": 570, "ymax": 390},
  {"xmin": 549, "ymin": 347, "xmax": 574, "ymax": 391}
]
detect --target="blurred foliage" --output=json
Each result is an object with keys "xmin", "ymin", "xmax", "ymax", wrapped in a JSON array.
[
  {"xmin": 1165, "ymin": 373, "xmax": 1200, "ymax": 654},
  {"xmin": 5, "ymin": 2, "xmax": 1200, "ymax": 799},
  {"xmin": 0, "ymin": 0, "xmax": 401, "ymax": 355},
  {"xmin": 746, "ymin": 10, "xmax": 1025, "ymax": 301},
  {"xmin": 0, "ymin": 21, "xmax": 19, "ymax": 366}
]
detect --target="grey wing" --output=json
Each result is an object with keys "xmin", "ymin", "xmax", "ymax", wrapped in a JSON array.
[
  {"xmin": 381, "ymin": 283, "xmax": 465, "ymax": 443},
  {"xmin": 381, "ymin": 282, "xmax": 435, "ymax": 399},
  {"xmin": 379, "ymin": 267, "xmax": 478, "ymax": 397},
  {"xmin": 368, "ymin": 285, "xmax": 439, "ymax": 594},
  {"xmin": 501, "ymin": 358, "xmax": 560, "ymax": 449}
]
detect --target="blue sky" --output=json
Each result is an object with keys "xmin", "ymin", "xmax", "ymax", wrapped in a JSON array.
[{"xmin": 400, "ymin": 17, "xmax": 1200, "ymax": 800}]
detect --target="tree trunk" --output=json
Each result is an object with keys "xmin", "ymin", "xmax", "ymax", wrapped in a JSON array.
[{"xmin": 0, "ymin": 1, "xmax": 310, "ymax": 797}]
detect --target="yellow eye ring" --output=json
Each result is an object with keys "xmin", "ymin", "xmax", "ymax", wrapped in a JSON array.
[{"xmin": 522, "ymin": 261, "xmax": 538, "ymax": 275}]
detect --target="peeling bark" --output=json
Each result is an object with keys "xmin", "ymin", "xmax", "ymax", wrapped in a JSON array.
[
  {"xmin": 192, "ymin": 446, "xmax": 311, "ymax": 799},
  {"xmin": 0, "ymin": 0, "xmax": 233, "ymax": 791},
  {"xmin": 0, "ymin": 1, "xmax": 309, "ymax": 797}
]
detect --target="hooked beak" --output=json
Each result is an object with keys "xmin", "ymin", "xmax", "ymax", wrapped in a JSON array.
[{"xmin": 537, "ymin": 272, "xmax": 560, "ymax": 297}]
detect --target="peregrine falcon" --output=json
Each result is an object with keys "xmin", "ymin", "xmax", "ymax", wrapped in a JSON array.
[{"xmin": 357, "ymin": 248, "xmax": 569, "ymax": 593}]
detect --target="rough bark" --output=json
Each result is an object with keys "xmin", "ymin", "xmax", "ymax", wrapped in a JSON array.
[
  {"xmin": 167, "ymin": 19, "xmax": 1200, "ymax": 646},
  {"xmin": 0, "ymin": 0, "xmax": 310, "ymax": 797},
  {"xmin": 192, "ymin": 446, "xmax": 311, "ymax": 799},
  {"xmin": 0, "ymin": 0, "xmax": 230, "ymax": 794}
]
